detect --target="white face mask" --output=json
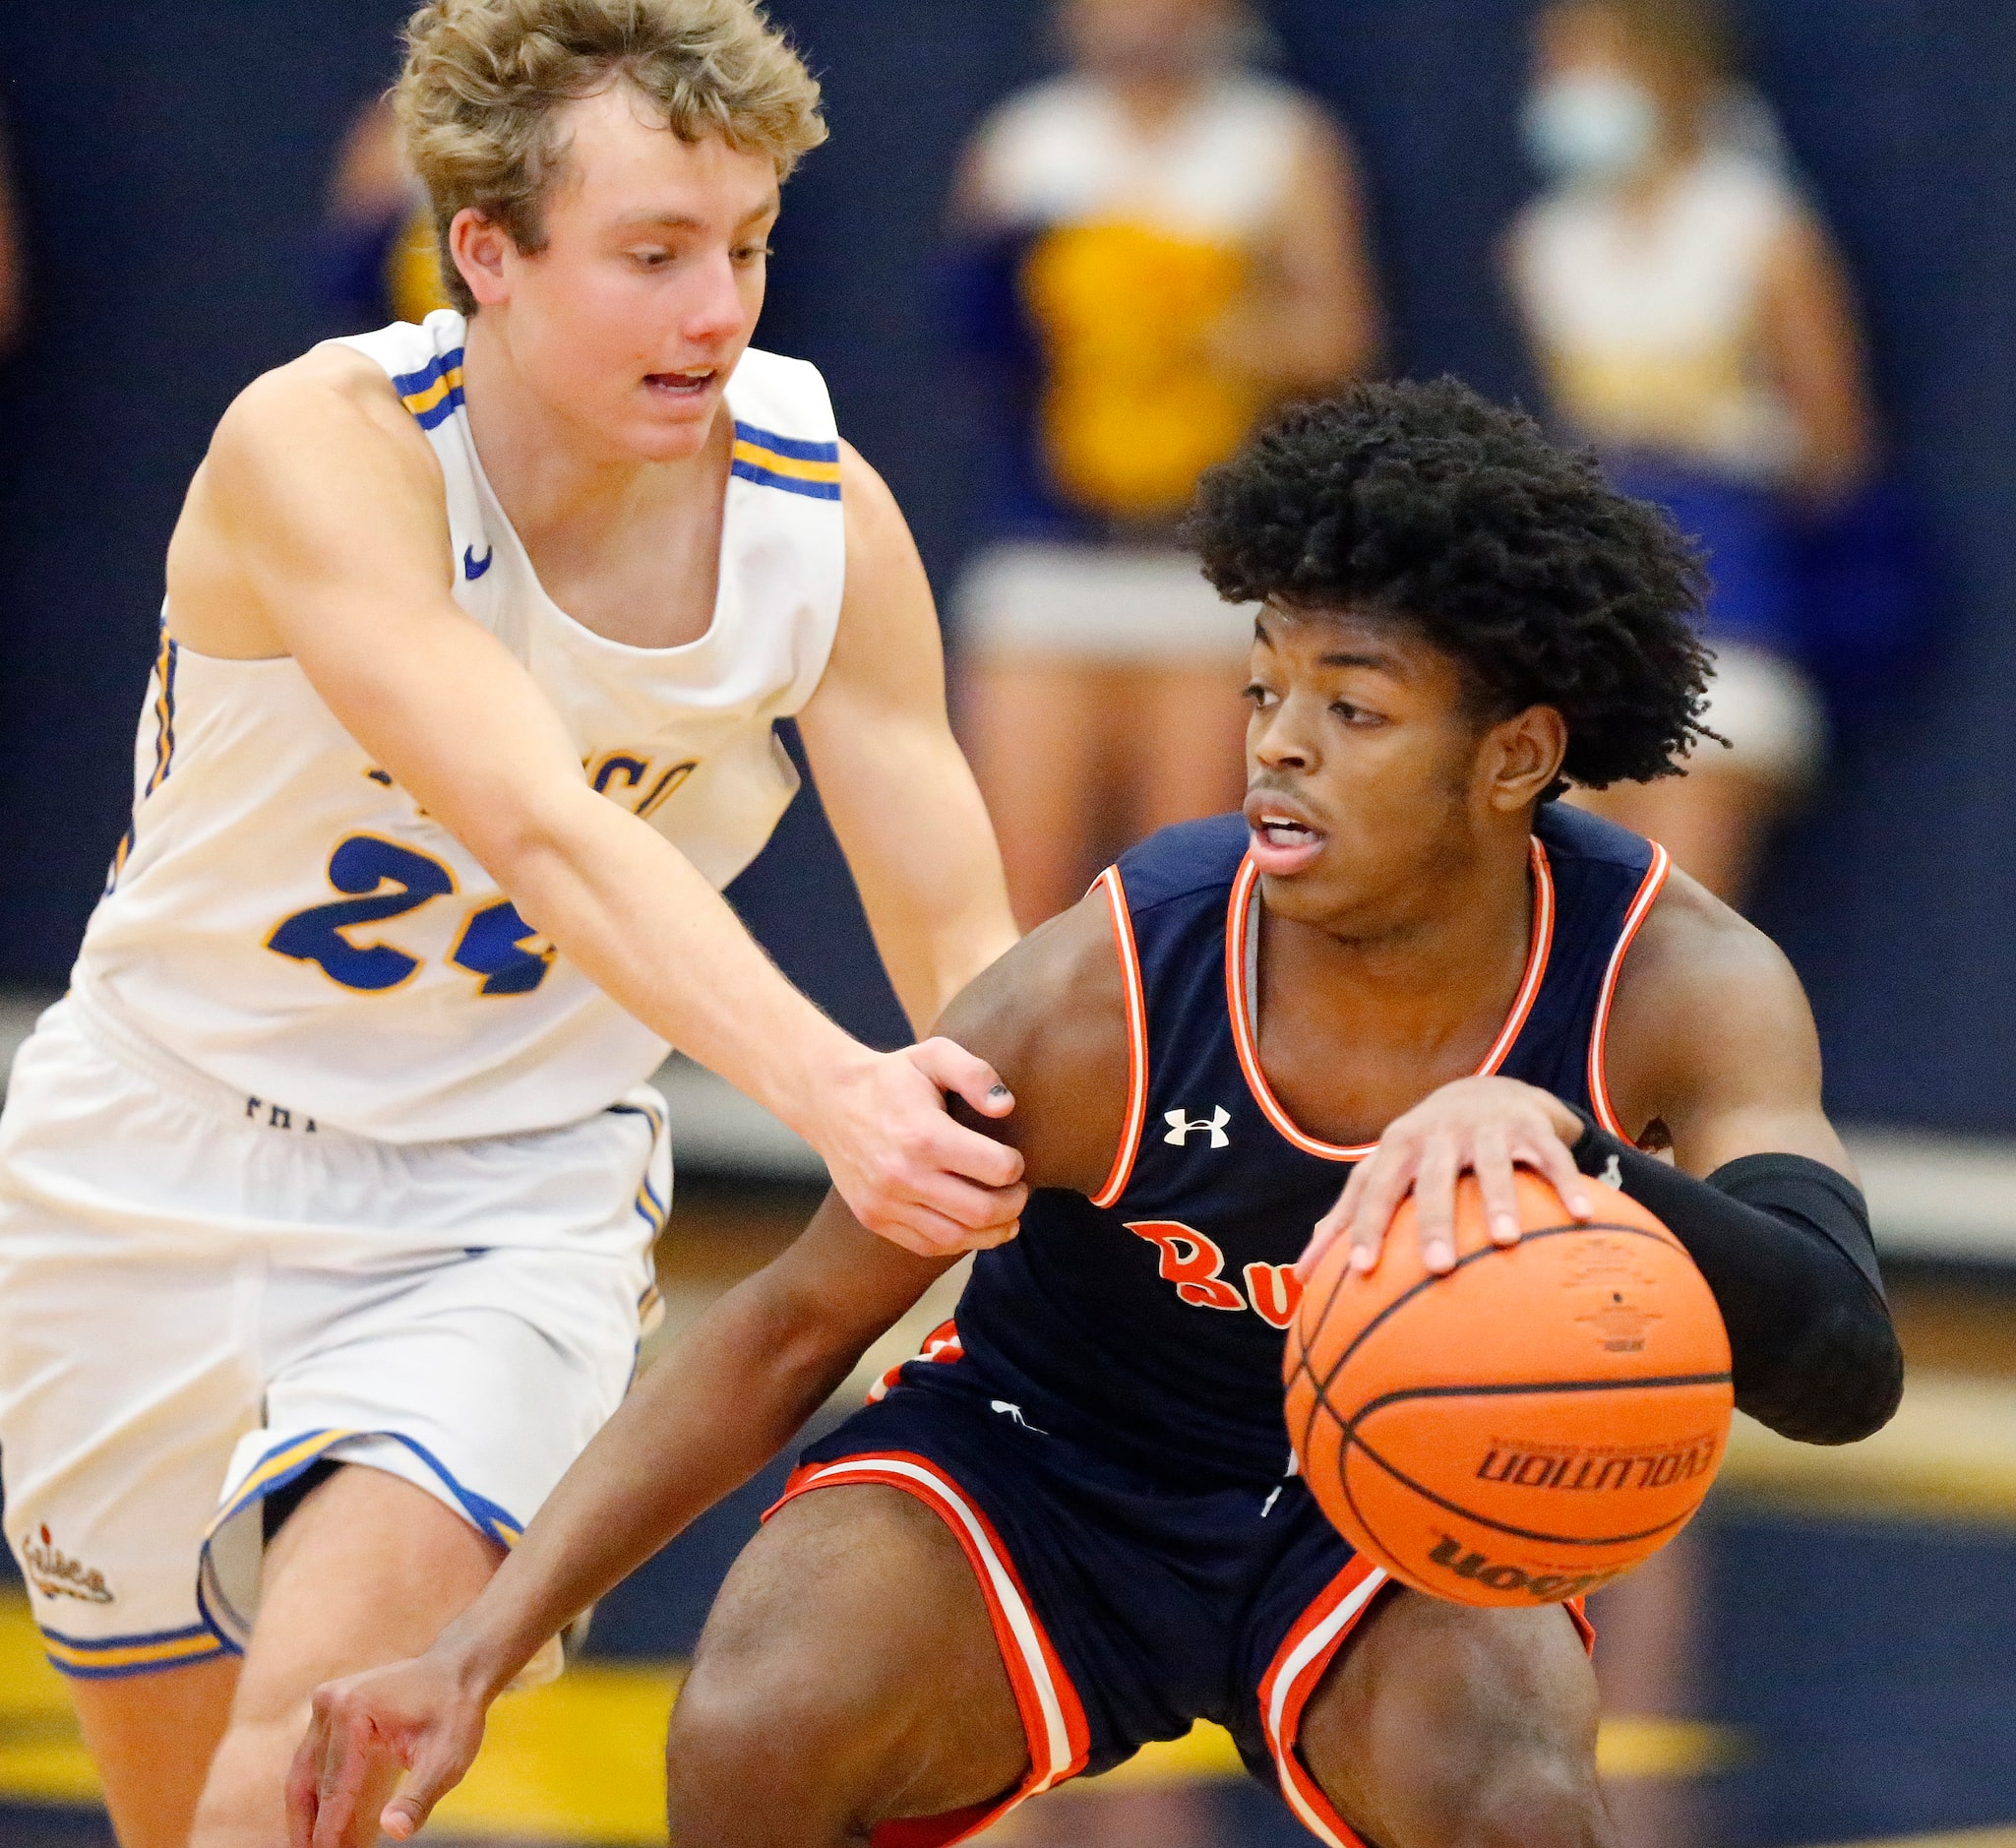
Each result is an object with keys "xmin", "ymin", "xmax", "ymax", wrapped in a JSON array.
[{"xmin": 1522, "ymin": 71, "xmax": 1660, "ymax": 187}]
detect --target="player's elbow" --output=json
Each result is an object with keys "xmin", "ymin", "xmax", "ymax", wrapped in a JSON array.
[
  {"xmin": 774, "ymin": 1295, "xmax": 888, "ymax": 1404},
  {"xmin": 739, "ymin": 1270, "xmax": 890, "ymax": 1411},
  {"xmin": 1736, "ymin": 1291, "xmax": 1905, "ymax": 1447},
  {"xmin": 455, "ymin": 785, "xmax": 594, "ymax": 905},
  {"xmin": 1692, "ymin": 1152, "xmax": 1904, "ymax": 1447}
]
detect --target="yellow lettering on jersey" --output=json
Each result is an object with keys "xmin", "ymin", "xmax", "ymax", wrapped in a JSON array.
[{"xmin": 588, "ymin": 753, "xmax": 700, "ymax": 822}]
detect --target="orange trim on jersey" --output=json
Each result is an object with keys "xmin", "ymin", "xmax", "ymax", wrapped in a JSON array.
[
  {"xmin": 1090, "ymin": 865, "xmax": 1151, "ymax": 1208},
  {"xmin": 866, "ymin": 1318, "xmax": 963, "ymax": 1405},
  {"xmin": 766, "ymin": 1451, "xmax": 1092, "ymax": 1845},
  {"xmin": 1256, "ymin": 1557, "xmax": 1391, "ymax": 1846},
  {"xmin": 1225, "ymin": 839, "xmax": 1558, "ymax": 1162},
  {"xmin": 1586, "ymin": 842, "xmax": 1672, "ymax": 1138}
]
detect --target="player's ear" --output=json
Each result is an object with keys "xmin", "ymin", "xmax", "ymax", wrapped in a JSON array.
[
  {"xmin": 1484, "ymin": 705, "xmax": 1568, "ymax": 812},
  {"xmin": 448, "ymin": 208, "xmax": 515, "ymax": 309}
]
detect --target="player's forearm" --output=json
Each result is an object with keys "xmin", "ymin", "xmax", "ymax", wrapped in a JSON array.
[
  {"xmin": 430, "ymin": 1275, "xmax": 869, "ymax": 1700},
  {"xmin": 857, "ymin": 857, "xmax": 1019, "ymax": 1039},
  {"xmin": 1569, "ymin": 1115, "xmax": 1904, "ymax": 1444},
  {"xmin": 488, "ymin": 787, "xmax": 864, "ymax": 1136},
  {"xmin": 816, "ymin": 735, "xmax": 1018, "ymax": 1034}
]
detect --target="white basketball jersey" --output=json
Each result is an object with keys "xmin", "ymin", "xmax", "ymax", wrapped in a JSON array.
[
  {"xmin": 74, "ymin": 311, "xmax": 846, "ymax": 1142},
  {"xmin": 969, "ymin": 71, "xmax": 1310, "ymax": 241},
  {"xmin": 1511, "ymin": 154, "xmax": 1801, "ymax": 482}
]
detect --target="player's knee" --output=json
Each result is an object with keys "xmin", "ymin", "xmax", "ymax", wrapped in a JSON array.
[
  {"xmin": 1430, "ymin": 1745, "xmax": 1610, "ymax": 1848},
  {"xmin": 666, "ymin": 1655, "xmax": 862, "ymax": 1834},
  {"xmin": 188, "ymin": 1714, "xmax": 312, "ymax": 1848}
]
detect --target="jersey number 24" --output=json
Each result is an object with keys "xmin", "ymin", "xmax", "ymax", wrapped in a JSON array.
[{"xmin": 267, "ymin": 834, "xmax": 553, "ymax": 996}]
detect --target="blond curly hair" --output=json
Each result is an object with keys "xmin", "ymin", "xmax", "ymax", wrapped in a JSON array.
[{"xmin": 396, "ymin": 0, "xmax": 827, "ymax": 314}]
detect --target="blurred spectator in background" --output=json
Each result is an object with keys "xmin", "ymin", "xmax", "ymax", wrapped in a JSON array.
[
  {"xmin": 949, "ymin": 0, "xmax": 1379, "ymax": 928},
  {"xmin": 1508, "ymin": 18, "xmax": 1881, "ymax": 1837},
  {"xmin": 0, "ymin": 108, "xmax": 25, "ymax": 357},
  {"xmin": 313, "ymin": 93, "xmax": 452, "ymax": 334},
  {"xmin": 1508, "ymin": 0, "xmax": 1881, "ymax": 905}
]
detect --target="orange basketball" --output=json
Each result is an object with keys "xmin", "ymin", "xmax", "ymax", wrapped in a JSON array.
[{"xmin": 1284, "ymin": 1171, "xmax": 1733, "ymax": 1607}]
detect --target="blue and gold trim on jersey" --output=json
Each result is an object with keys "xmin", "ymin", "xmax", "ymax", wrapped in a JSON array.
[
  {"xmin": 609, "ymin": 1099, "xmax": 671, "ymax": 1240},
  {"xmin": 38, "ymin": 1621, "xmax": 232, "ymax": 1681},
  {"xmin": 146, "ymin": 629, "xmax": 180, "ymax": 797},
  {"xmin": 106, "ymin": 625, "xmax": 180, "ymax": 894},
  {"xmin": 393, "ymin": 347, "xmax": 467, "ymax": 431},
  {"xmin": 731, "ymin": 421, "xmax": 841, "ymax": 501}
]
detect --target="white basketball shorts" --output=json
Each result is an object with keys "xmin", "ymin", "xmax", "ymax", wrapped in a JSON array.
[{"xmin": 0, "ymin": 994, "xmax": 668, "ymax": 1680}]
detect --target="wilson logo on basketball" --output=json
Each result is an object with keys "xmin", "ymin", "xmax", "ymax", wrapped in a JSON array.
[
  {"xmin": 22, "ymin": 1524, "xmax": 114, "ymax": 1604},
  {"xmin": 1475, "ymin": 1437, "xmax": 1720, "ymax": 1493},
  {"xmin": 1574, "ymin": 1291, "xmax": 1662, "ymax": 1353},
  {"xmin": 1426, "ymin": 1534, "xmax": 1626, "ymax": 1603}
]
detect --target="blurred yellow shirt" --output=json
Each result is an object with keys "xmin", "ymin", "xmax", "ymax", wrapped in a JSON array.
[{"xmin": 970, "ymin": 71, "xmax": 1314, "ymax": 524}]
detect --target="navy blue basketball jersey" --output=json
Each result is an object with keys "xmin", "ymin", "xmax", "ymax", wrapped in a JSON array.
[{"xmin": 934, "ymin": 804, "xmax": 1670, "ymax": 1490}]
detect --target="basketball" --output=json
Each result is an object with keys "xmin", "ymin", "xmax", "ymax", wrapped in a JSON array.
[{"xmin": 1285, "ymin": 1171, "xmax": 1734, "ymax": 1608}]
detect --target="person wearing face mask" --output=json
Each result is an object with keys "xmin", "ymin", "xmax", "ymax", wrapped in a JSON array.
[
  {"xmin": 949, "ymin": 0, "xmax": 1381, "ymax": 930},
  {"xmin": 1508, "ymin": 0, "xmax": 1880, "ymax": 906}
]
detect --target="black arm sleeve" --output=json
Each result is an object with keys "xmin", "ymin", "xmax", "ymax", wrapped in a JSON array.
[{"xmin": 1567, "ymin": 1113, "xmax": 1905, "ymax": 1446}]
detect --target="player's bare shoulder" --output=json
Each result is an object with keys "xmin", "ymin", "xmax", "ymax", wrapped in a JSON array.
[
  {"xmin": 167, "ymin": 342, "xmax": 453, "ymax": 658},
  {"xmin": 1599, "ymin": 862, "xmax": 1826, "ymax": 1140},
  {"xmin": 199, "ymin": 340, "xmax": 437, "ymax": 504},
  {"xmin": 936, "ymin": 887, "xmax": 1132, "ymax": 1197},
  {"xmin": 824, "ymin": 440, "xmax": 932, "ymax": 663}
]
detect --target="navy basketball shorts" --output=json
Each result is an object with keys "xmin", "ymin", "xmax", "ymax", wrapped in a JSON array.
[{"xmin": 768, "ymin": 1361, "xmax": 1396, "ymax": 1848}]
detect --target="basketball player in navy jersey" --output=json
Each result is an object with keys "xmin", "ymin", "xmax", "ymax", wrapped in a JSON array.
[{"xmin": 291, "ymin": 382, "xmax": 1902, "ymax": 1848}]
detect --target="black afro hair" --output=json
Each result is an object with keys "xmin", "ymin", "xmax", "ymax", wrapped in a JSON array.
[{"xmin": 1186, "ymin": 378, "xmax": 1719, "ymax": 790}]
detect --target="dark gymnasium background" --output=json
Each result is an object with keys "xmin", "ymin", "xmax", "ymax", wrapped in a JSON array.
[
  {"xmin": 4, "ymin": 8, "xmax": 2016, "ymax": 1848},
  {"xmin": 4, "ymin": 1, "xmax": 2016, "ymax": 1112}
]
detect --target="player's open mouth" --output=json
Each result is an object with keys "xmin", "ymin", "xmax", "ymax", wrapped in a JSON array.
[
  {"xmin": 644, "ymin": 369, "xmax": 717, "ymax": 400},
  {"xmin": 1246, "ymin": 806, "xmax": 1328, "ymax": 877}
]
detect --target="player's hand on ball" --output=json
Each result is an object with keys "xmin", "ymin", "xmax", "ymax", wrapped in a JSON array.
[
  {"xmin": 286, "ymin": 1653, "xmax": 486, "ymax": 1848},
  {"xmin": 814, "ymin": 1039, "xmax": 1029, "ymax": 1257},
  {"xmin": 1301, "ymin": 1077, "xmax": 1592, "ymax": 1281}
]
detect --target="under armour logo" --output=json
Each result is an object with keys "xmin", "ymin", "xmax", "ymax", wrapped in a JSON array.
[
  {"xmin": 1164, "ymin": 1106, "xmax": 1231, "ymax": 1149},
  {"xmin": 1601, "ymin": 1154, "xmax": 1623, "ymax": 1189}
]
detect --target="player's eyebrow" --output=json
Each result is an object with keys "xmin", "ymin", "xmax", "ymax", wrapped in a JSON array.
[
  {"xmin": 611, "ymin": 200, "xmax": 779, "ymax": 233},
  {"xmin": 1319, "ymin": 649, "xmax": 1405, "ymax": 674},
  {"xmin": 612, "ymin": 211, "xmax": 709, "ymax": 233}
]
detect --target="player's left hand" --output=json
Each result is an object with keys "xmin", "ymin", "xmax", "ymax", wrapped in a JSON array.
[
  {"xmin": 286, "ymin": 1651, "xmax": 488, "ymax": 1847},
  {"xmin": 1299, "ymin": 1077, "xmax": 1593, "ymax": 1282}
]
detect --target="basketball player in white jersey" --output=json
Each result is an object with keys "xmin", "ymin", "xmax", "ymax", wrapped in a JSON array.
[{"xmin": 0, "ymin": 5, "xmax": 1027, "ymax": 1844}]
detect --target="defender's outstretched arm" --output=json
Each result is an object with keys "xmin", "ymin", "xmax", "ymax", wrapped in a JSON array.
[
  {"xmin": 798, "ymin": 444, "xmax": 1018, "ymax": 1036},
  {"xmin": 286, "ymin": 1195, "xmax": 954, "ymax": 1848},
  {"xmin": 175, "ymin": 352, "xmax": 1024, "ymax": 1257},
  {"xmin": 286, "ymin": 893, "xmax": 1133, "ymax": 1847}
]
